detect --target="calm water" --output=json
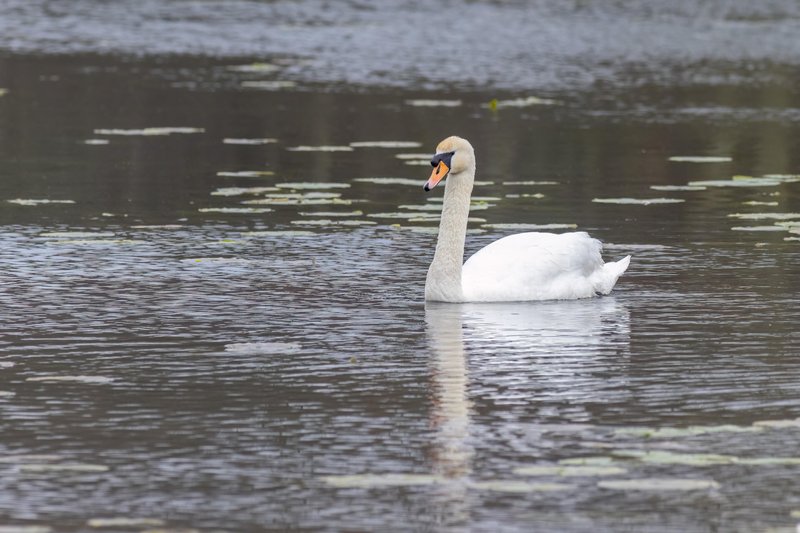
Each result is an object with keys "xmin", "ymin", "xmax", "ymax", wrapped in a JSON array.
[{"xmin": 2, "ymin": 2, "xmax": 800, "ymax": 532}]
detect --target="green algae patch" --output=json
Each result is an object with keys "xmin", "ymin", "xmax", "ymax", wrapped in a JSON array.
[{"xmin": 598, "ymin": 478, "xmax": 719, "ymax": 491}]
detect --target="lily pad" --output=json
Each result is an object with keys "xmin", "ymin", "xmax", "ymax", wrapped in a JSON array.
[
  {"xmin": 668, "ymin": 156, "xmax": 732, "ymax": 163},
  {"xmin": 598, "ymin": 478, "xmax": 719, "ymax": 491},
  {"xmin": 286, "ymin": 145, "xmax": 353, "ymax": 152},
  {"xmin": 222, "ymin": 138, "xmax": 277, "ymax": 145},
  {"xmin": 405, "ymin": 99, "xmax": 462, "ymax": 107},
  {"xmin": 321, "ymin": 474, "xmax": 440, "ymax": 488},
  {"xmin": 592, "ymin": 198, "xmax": 684, "ymax": 205}
]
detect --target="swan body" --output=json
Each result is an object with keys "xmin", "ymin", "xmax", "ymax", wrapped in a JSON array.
[{"xmin": 423, "ymin": 136, "xmax": 630, "ymax": 303}]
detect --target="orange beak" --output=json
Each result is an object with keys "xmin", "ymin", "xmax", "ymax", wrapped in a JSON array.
[{"xmin": 424, "ymin": 160, "xmax": 450, "ymax": 192}]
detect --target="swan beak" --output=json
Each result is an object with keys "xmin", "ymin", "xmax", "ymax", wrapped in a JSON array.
[{"xmin": 424, "ymin": 161, "xmax": 450, "ymax": 192}]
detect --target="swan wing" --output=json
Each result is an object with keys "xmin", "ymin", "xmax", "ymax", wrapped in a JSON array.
[{"xmin": 461, "ymin": 232, "xmax": 629, "ymax": 301}]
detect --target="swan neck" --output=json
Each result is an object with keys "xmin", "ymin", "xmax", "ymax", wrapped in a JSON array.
[{"xmin": 426, "ymin": 164, "xmax": 474, "ymax": 302}]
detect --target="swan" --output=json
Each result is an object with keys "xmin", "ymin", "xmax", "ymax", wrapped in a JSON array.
[{"xmin": 423, "ymin": 136, "xmax": 630, "ymax": 302}]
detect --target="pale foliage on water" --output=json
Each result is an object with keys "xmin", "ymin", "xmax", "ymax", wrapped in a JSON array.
[
  {"xmin": 668, "ymin": 156, "xmax": 732, "ymax": 163},
  {"xmin": 349, "ymin": 141, "xmax": 422, "ymax": 148},
  {"xmin": 598, "ymin": 478, "xmax": 719, "ymax": 491},
  {"xmin": 483, "ymin": 223, "xmax": 577, "ymax": 230},
  {"xmin": 592, "ymin": 198, "xmax": 685, "ymax": 205},
  {"xmin": 241, "ymin": 80, "xmax": 296, "ymax": 90},
  {"xmin": 87, "ymin": 518, "xmax": 164, "ymax": 528},
  {"xmin": 93, "ymin": 127, "xmax": 204, "ymax": 136},
  {"xmin": 8, "ymin": 199, "xmax": 76, "ymax": 206},
  {"xmin": 227, "ymin": 62, "xmax": 280, "ymax": 73}
]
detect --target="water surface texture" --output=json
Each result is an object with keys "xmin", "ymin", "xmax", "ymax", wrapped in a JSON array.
[{"xmin": 1, "ymin": 2, "xmax": 800, "ymax": 532}]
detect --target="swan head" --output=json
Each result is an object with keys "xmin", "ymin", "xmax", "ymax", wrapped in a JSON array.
[{"xmin": 424, "ymin": 136, "xmax": 475, "ymax": 192}]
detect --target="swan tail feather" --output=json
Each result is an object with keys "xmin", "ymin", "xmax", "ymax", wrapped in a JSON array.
[{"xmin": 594, "ymin": 255, "xmax": 631, "ymax": 295}]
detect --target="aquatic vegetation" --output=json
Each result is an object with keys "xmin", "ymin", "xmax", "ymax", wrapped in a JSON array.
[
  {"xmin": 668, "ymin": 156, "xmax": 732, "ymax": 163},
  {"xmin": 513, "ymin": 465, "xmax": 627, "ymax": 477},
  {"xmin": 592, "ymin": 198, "xmax": 684, "ymax": 205},
  {"xmin": 198, "ymin": 207, "xmax": 273, "ymax": 214},
  {"xmin": 286, "ymin": 145, "xmax": 353, "ymax": 152},
  {"xmin": 216, "ymin": 171, "xmax": 275, "ymax": 178},
  {"xmin": 241, "ymin": 80, "xmax": 296, "ymax": 90},
  {"xmin": 404, "ymin": 99, "xmax": 462, "ymax": 107},
  {"xmin": 93, "ymin": 127, "xmax": 204, "ymax": 136},
  {"xmin": 349, "ymin": 141, "xmax": 422, "ymax": 148},
  {"xmin": 7, "ymin": 199, "xmax": 76, "ymax": 206},
  {"xmin": 598, "ymin": 478, "xmax": 719, "ymax": 491},
  {"xmin": 222, "ymin": 138, "xmax": 278, "ymax": 145}
]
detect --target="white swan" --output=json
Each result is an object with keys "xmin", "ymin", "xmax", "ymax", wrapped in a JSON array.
[{"xmin": 423, "ymin": 136, "xmax": 630, "ymax": 302}]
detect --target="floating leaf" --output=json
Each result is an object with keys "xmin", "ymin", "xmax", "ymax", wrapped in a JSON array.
[
  {"xmin": 84, "ymin": 139, "xmax": 109, "ymax": 145},
  {"xmin": 216, "ymin": 170, "xmax": 275, "ymax": 178},
  {"xmin": 224, "ymin": 341, "xmax": 302, "ymax": 354},
  {"xmin": 286, "ymin": 145, "xmax": 353, "ymax": 152},
  {"xmin": 197, "ymin": 207, "xmax": 273, "ymax": 214},
  {"xmin": 321, "ymin": 474, "xmax": 440, "ymax": 488},
  {"xmin": 8, "ymin": 199, "xmax": 75, "ymax": 206},
  {"xmin": 222, "ymin": 138, "xmax": 278, "ymax": 145},
  {"xmin": 650, "ymin": 185, "xmax": 707, "ymax": 191},
  {"xmin": 349, "ymin": 141, "xmax": 422, "ymax": 148},
  {"xmin": 513, "ymin": 465, "xmax": 626, "ymax": 477},
  {"xmin": 241, "ymin": 80, "xmax": 296, "ymax": 90},
  {"xmin": 210, "ymin": 187, "xmax": 278, "ymax": 196},
  {"xmin": 404, "ymin": 99, "xmax": 462, "ymax": 107},
  {"xmin": 668, "ymin": 156, "xmax": 732, "ymax": 163},
  {"xmin": 592, "ymin": 198, "xmax": 684, "ymax": 205},
  {"xmin": 598, "ymin": 478, "xmax": 719, "ymax": 491},
  {"xmin": 482, "ymin": 223, "xmax": 577, "ymax": 230},
  {"xmin": 94, "ymin": 127, "xmax": 204, "ymax": 136},
  {"xmin": 469, "ymin": 480, "xmax": 571, "ymax": 492},
  {"xmin": 87, "ymin": 518, "xmax": 164, "ymax": 528},
  {"xmin": 26, "ymin": 375, "xmax": 114, "ymax": 384}
]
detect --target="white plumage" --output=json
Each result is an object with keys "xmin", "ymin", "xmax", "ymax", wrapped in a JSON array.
[{"xmin": 423, "ymin": 136, "xmax": 630, "ymax": 303}]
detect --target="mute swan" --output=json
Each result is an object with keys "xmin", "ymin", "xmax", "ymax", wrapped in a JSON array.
[{"xmin": 423, "ymin": 136, "xmax": 630, "ymax": 302}]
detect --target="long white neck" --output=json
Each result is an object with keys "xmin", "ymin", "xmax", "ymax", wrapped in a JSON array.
[{"xmin": 425, "ymin": 164, "xmax": 475, "ymax": 302}]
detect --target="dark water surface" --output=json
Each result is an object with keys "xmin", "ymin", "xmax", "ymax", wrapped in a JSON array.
[{"xmin": 2, "ymin": 2, "xmax": 800, "ymax": 532}]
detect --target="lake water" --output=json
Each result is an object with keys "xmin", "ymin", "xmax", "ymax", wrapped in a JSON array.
[{"xmin": 1, "ymin": 2, "xmax": 800, "ymax": 532}]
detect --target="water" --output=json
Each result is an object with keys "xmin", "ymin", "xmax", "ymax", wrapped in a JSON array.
[{"xmin": 2, "ymin": 2, "xmax": 800, "ymax": 532}]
